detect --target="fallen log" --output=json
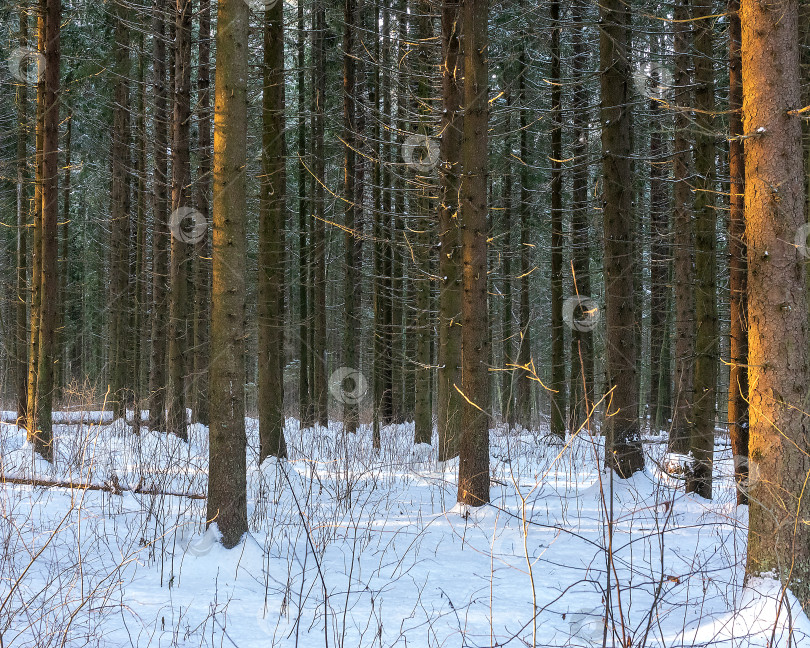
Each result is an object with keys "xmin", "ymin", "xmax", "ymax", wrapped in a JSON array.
[{"xmin": 0, "ymin": 474, "xmax": 206, "ymax": 500}]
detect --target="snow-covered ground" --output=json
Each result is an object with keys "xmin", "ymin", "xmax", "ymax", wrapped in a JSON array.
[{"xmin": 1, "ymin": 415, "xmax": 807, "ymax": 647}]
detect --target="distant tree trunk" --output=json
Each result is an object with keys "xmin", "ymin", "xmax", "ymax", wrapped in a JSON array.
[
  {"xmin": 549, "ymin": 0, "xmax": 565, "ymax": 439},
  {"xmin": 647, "ymin": 36, "xmax": 670, "ymax": 435},
  {"xmin": 133, "ymin": 28, "xmax": 148, "ymax": 414},
  {"xmin": 742, "ymin": 0, "xmax": 810, "ymax": 605},
  {"xmin": 258, "ymin": 0, "xmax": 288, "ymax": 462},
  {"xmin": 437, "ymin": 0, "xmax": 463, "ymax": 460},
  {"xmin": 311, "ymin": 0, "xmax": 328, "ymax": 427},
  {"xmin": 207, "ymin": 0, "xmax": 249, "ymax": 549},
  {"xmin": 600, "ymin": 0, "xmax": 643, "ymax": 476},
  {"xmin": 109, "ymin": 0, "xmax": 131, "ymax": 421},
  {"xmin": 16, "ymin": 6, "xmax": 29, "ymax": 429},
  {"xmin": 297, "ymin": 0, "xmax": 311, "ymax": 429},
  {"xmin": 515, "ymin": 20, "xmax": 532, "ymax": 431},
  {"xmin": 57, "ymin": 110, "xmax": 71, "ymax": 401},
  {"xmin": 342, "ymin": 0, "xmax": 360, "ymax": 434},
  {"xmin": 32, "ymin": 0, "xmax": 60, "ymax": 460},
  {"xmin": 413, "ymin": 1, "xmax": 434, "ymax": 445},
  {"xmin": 149, "ymin": 0, "xmax": 170, "ymax": 432},
  {"xmin": 380, "ymin": 0, "xmax": 394, "ymax": 429},
  {"xmin": 192, "ymin": 0, "xmax": 211, "ymax": 427},
  {"xmin": 669, "ymin": 0, "xmax": 694, "ymax": 454},
  {"xmin": 166, "ymin": 0, "xmax": 193, "ymax": 440},
  {"xmin": 457, "ymin": 0, "xmax": 490, "ymax": 507},
  {"xmin": 372, "ymin": 0, "xmax": 384, "ymax": 448},
  {"xmin": 727, "ymin": 0, "xmax": 748, "ymax": 505},
  {"xmin": 568, "ymin": 0, "xmax": 593, "ymax": 434},
  {"xmin": 501, "ymin": 85, "xmax": 515, "ymax": 428}
]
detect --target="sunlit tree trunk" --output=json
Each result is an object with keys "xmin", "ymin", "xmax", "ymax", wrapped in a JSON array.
[
  {"xmin": 600, "ymin": 0, "xmax": 643, "ymax": 476},
  {"xmin": 258, "ymin": 0, "xmax": 288, "ymax": 461},
  {"xmin": 207, "ymin": 0, "xmax": 249, "ymax": 549},
  {"xmin": 727, "ymin": 0, "xmax": 748, "ymax": 505},
  {"xmin": 742, "ymin": 0, "xmax": 810, "ymax": 605},
  {"xmin": 457, "ymin": 0, "xmax": 490, "ymax": 506},
  {"xmin": 16, "ymin": 5, "xmax": 29, "ymax": 430}
]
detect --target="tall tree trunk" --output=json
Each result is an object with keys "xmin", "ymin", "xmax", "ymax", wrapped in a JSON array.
[
  {"xmin": 192, "ymin": 0, "xmax": 211, "ymax": 427},
  {"xmin": 343, "ymin": 0, "xmax": 361, "ymax": 434},
  {"xmin": 167, "ymin": 0, "xmax": 192, "ymax": 440},
  {"xmin": 686, "ymin": 0, "xmax": 718, "ymax": 498},
  {"xmin": 380, "ymin": 0, "xmax": 394, "ymax": 428},
  {"xmin": 549, "ymin": 0, "xmax": 565, "ymax": 439},
  {"xmin": 568, "ymin": 0, "xmax": 593, "ymax": 434},
  {"xmin": 457, "ymin": 0, "xmax": 489, "ymax": 506},
  {"xmin": 57, "ymin": 109, "xmax": 71, "ymax": 401},
  {"xmin": 741, "ymin": 0, "xmax": 810, "ymax": 605},
  {"xmin": 149, "ymin": 0, "xmax": 170, "ymax": 432},
  {"xmin": 372, "ymin": 0, "xmax": 384, "ymax": 448},
  {"xmin": 297, "ymin": 0, "xmax": 311, "ymax": 429},
  {"xmin": 311, "ymin": 0, "xmax": 328, "ymax": 427},
  {"xmin": 438, "ymin": 0, "xmax": 463, "ymax": 459},
  {"xmin": 600, "ymin": 0, "xmax": 643, "ymax": 476},
  {"xmin": 501, "ymin": 85, "xmax": 515, "ymax": 428},
  {"xmin": 258, "ymin": 0, "xmax": 288, "ymax": 461},
  {"xmin": 669, "ymin": 0, "xmax": 694, "ymax": 454},
  {"xmin": 16, "ymin": 5, "xmax": 29, "ymax": 429},
  {"xmin": 727, "ymin": 0, "xmax": 748, "ymax": 505},
  {"xmin": 207, "ymin": 0, "xmax": 249, "ymax": 549},
  {"xmin": 134, "ymin": 26, "xmax": 148, "ymax": 414},
  {"xmin": 33, "ymin": 0, "xmax": 60, "ymax": 460}
]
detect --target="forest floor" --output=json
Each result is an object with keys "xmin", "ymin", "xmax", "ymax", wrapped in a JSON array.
[{"xmin": 0, "ymin": 413, "xmax": 807, "ymax": 647}]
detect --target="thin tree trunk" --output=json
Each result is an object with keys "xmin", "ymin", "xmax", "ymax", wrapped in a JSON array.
[
  {"xmin": 297, "ymin": 0, "xmax": 311, "ymax": 429},
  {"xmin": 149, "ymin": 0, "xmax": 170, "ymax": 432},
  {"xmin": 16, "ymin": 5, "xmax": 29, "ymax": 429},
  {"xmin": 457, "ymin": 0, "xmax": 490, "ymax": 506},
  {"xmin": 207, "ymin": 0, "xmax": 249, "ymax": 549},
  {"xmin": 258, "ymin": 0, "xmax": 288, "ymax": 462},
  {"xmin": 600, "ymin": 0, "xmax": 643, "ymax": 476},
  {"xmin": 741, "ymin": 0, "xmax": 810, "ymax": 605},
  {"xmin": 437, "ymin": 0, "xmax": 463, "ymax": 459},
  {"xmin": 727, "ymin": 0, "xmax": 748, "ymax": 505},
  {"xmin": 549, "ymin": 0, "xmax": 565, "ymax": 439}
]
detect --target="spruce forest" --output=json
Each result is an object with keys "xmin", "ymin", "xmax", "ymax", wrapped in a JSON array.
[{"xmin": 1, "ymin": 0, "xmax": 810, "ymax": 645}]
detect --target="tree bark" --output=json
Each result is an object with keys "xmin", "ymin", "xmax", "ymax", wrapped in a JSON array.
[
  {"xmin": 600, "ymin": 0, "xmax": 644, "ymax": 476},
  {"xmin": 457, "ymin": 0, "xmax": 490, "ymax": 506},
  {"xmin": 207, "ymin": 0, "xmax": 249, "ymax": 549},
  {"xmin": 16, "ymin": 5, "xmax": 30, "ymax": 430},
  {"xmin": 258, "ymin": 0, "xmax": 288, "ymax": 462},
  {"xmin": 742, "ymin": 0, "xmax": 810, "ymax": 605}
]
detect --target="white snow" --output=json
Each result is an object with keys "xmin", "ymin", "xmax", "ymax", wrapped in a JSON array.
[{"xmin": 1, "ymin": 415, "xmax": 807, "ymax": 647}]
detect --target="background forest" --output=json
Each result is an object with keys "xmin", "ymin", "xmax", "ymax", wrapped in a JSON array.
[{"xmin": 1, "ymin": 0, "xmax": 810, "ymax": 645}]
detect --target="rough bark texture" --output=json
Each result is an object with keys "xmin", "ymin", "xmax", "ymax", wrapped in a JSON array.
[
  {"xmin": 600, "ymin": 0, "xmax": 644, "ymax": 476},
  {"xmin": 167, "ymin": 0, "xmax": 192, "ymax": 440},
  {"xmin": 258, "ymin": 0, "xmax": 288, "ymax": 462},
  {"xmin": 437, "ymin": 0, "xmax": 463, "ymax": 460},
  {"xmin": 686, "ymin": 0, "xmax": 718, "ymax": 499},
  {"xmin": 742, "ymin": 0, "xmax": 810, "ymax": 607},
  {"xmin": 207, "ymin": 0, "xmax": 249, "ymax": 549},
  {"xmin": 669, "ymin": 0, "xmax": 695, "ymax": 455},
  {"xmin": 727, "ymin": 0, "xmax": 748, "ymax": 505},
  {"xmin": 549, "ymin": 0, "xmax": 565, "ymax": 439},
  {"xmin": 457, "ymin": 0, "xmax": 490, "ymax": 507}
]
